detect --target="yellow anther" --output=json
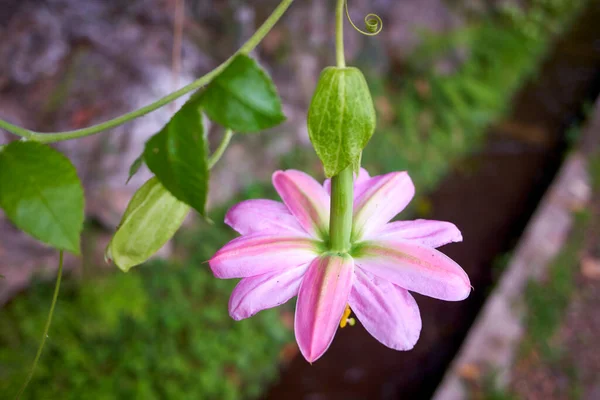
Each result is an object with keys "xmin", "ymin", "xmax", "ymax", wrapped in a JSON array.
[{"xmin": 339, "ymin": 304, "xmax": 353, "ymax": 328}]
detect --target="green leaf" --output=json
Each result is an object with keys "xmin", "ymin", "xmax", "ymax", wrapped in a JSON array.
[
  {"xmin": 106, "ymin": 177, "xmax": 190, "ymax": 272},
  {"xmin": 126, "ymin": 154, "xmax": 144, "ymax": 184},
  {"xmin": 307, "ymin": 67, "xmax": 376, "ymax": 177},
  {"xmin": 143, "ymin": 100, "xmax": 209, "ymax": 215},
  {"xmin": 200, "ymin": 54, "xmax": 286, "ymax": 133},
  {"xmin": 0, "ymin": 141, "xmax": 84, "ymax": 254}
]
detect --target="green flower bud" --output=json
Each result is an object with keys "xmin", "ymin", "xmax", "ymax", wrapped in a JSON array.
[
  {"xmin": 106, "ymin": 177, "xmax": 190, "ymax": 272},
  {"xmin": 307, "ymin": 66, "xmax": 376, "ymax": 178}
]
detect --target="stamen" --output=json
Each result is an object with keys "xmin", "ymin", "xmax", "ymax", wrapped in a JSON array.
[{"xmin": 339, "ymin": 304, "xmax": 353, "ymax": 328}]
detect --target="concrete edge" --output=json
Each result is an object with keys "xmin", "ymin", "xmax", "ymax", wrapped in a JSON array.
[{"xmin": 432, "ymin": 108, "xmax": 599, "ymax": 399}]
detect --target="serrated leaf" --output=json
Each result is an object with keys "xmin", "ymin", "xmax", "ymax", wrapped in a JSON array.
[
  {"xmin": 143, "ymin": 100, "xmax": 209, "ymax": 215},
  {"xmin": 307, "ymin": 67, "xmax": 376, "ymax": 178},
  {"xmin": 200, "ymin": 54, "xmax": 285, "ymax": 133},
  {"xmin": 0, "ymin": 141, "xmax": 84, "ymax": 254},
  {"xmin": 106, "ymin": 177, "xmax": 190, "ymax": 272},
  {"xmin": 126, "ymin": 154, "xmax": 144, "ymax": 184}
]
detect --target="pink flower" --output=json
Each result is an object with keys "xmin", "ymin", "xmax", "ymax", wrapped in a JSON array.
[{"xmin": 209, "ymin": 169, "xmax": 470, "ymax": 362}]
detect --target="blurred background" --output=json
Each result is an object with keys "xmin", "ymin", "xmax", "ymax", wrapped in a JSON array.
[{"xmin": 1, "ymin": 0, "xmax": 600, "ymax": 399}]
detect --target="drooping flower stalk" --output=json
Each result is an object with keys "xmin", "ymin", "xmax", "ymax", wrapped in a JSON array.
[
  {"xmin": 329, "ymin": 167, "xmax": 353, "ymax": 252},
  {"xmin": 329, "ymin": 0, "xmax": 354, "ymax": 254}
]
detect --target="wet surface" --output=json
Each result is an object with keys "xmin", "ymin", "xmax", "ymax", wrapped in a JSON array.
[{"xmin": 265, "ymin": 3, "xmax": 600, "ymax": 400}]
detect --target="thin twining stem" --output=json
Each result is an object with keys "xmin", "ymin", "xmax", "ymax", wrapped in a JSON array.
[
  {"xmin": 15, "ymin": 251, "xmax": 64, "ymax": 399},
  {"xmin": 208, "ymin": 129, "xmax": 234, "ymax": 169}
]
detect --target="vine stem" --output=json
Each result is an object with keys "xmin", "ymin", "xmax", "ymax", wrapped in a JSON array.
[
  {"xmin": 0, "ymin": 0, "xmax": 294, "ymax": 144},
  {"xmin": 208, "ymin": 129, "xmax": 233, "ymax": 169},
  {"xmin": 15, "ymin": 251, "xmax": 64, "ymax": 399},
  {"xmin": 329, "ymin": 0, "xmax": 353, "ymax": 253},
  {"xmin": 335, "ymin": 0, "xmax": 346, "ymax": 68}
]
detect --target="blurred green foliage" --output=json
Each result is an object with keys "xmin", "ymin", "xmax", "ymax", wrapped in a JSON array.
[
  {"xmin": 363, "ymin": 0, "xmax": 587, "ymax": 191},
  {"xmin": 0, "ymin": 203, "xmax": 292, "ymax": 400}
]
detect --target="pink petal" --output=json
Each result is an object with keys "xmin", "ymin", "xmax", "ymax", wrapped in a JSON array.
[
  {"xmin": 225, "ymin": 199, "xmax": 308, "ymax": 237},
  {"xmin": 295, "ymin": 254, "xmax": 354, "ymax": 362},
  {"xmin": 355, "ymin": 240, "xmax": 470, "ymax": 301},
  {"xmin": 229, "ymin": 263, "xmax": 309, "ymax": 320},
  {"xmin": 367, "ymin": 219, "xmax": 462, "ymax": 247},
  {"xmin": 350, "ymin": 268, "xmax": 422, "ymax": 350},
  {"xmin": 352, "ymin": 172, "xmax": 415, "ymax": 241},
  {"xmin": 353, "ymin": 168, "xmax": 378, "ymax": 199},
  {"xmin": 323, "ymin": 167, "xmax": 371, "ymax": 195},
  {"xmin": 273, "ymin": 170, "xmax": 330, "ymax": 238},
  {"xmin": 357, "ymin": 168, "xmax": 371, "ymax": 183},
  {"xmin": 209, "ymin": 234, "xmax": 317, "ymax": 279}
]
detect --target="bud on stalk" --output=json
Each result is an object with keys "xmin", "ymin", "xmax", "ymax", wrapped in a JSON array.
[{"xmin": 307, "ymin": 66, "xmax": 376, "ymax": 178}]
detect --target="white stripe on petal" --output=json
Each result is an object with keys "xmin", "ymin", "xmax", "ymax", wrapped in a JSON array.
[
  {"xmin": 273, "ymin": 170, "xmax": 330, "ymax": 238},
  {"xmin": 229, "ymin": 263, "xmax": 310, "ymax": 320},
  {"xmin": 209, "ymin": 234, "xmax": 318, "ymax": 279},
  {"xmin": 350, "ymin": 267, "xmax": 421, "ymax": 350},
  {"xmin": 366, "ymin": 219, "xmax": 462, "ymax": 247},
  {"xmin": 352, "ymin": 172, "xmax": 415, "ymax": 241},
  {"xmin": 355, "ymin": 239, "xmax": 470, "ymax": 301},
  {"xmin": 295, "ymin": 254, "xmax": 354, "ymax": 362},
  {"xmin": 225, "ymin": 199, "xmax": 309, "ymax": 237}
]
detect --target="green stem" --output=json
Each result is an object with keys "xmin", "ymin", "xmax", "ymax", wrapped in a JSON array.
[
  {"xmin": 0, "ymin": 0, "xmax": 294, "ymax": 144},
  {"xmin": 208, "ymin": 129, "xmax": 233, "ymax": 169},
  {"xmin": 329, "ymin": 166, "xmax": 353, "ymax": 252},
  {"xmin": 16, "ymin": 251, "xmax": 64, "ymax": 399},
  {"xmin": 335, "ymin": 0, "xmax": 346, "ymax": 68},
  {"xmin": 329, "ymin": 0, "xmax": 353, "ymax": 253}
]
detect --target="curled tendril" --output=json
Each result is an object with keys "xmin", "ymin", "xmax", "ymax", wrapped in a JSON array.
[{"xmin": 345, "ymin": 0, "xmax": 383, "ymax": 36}]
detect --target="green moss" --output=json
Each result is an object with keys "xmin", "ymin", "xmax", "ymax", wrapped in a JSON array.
[
  {"xmin": 0, "ymin": 203, "xmax": 292, "ymax": 399},
  {"xmin": 523, "ymin": 210, "xmax": 590, "ymax": 358},
  {"xmin": 478, "ymin": 372, "xmax": 520, "ymax": 400},
  {"xmin": 588, "ymin": 151, "xmax": 600, "ymax": 191}
]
